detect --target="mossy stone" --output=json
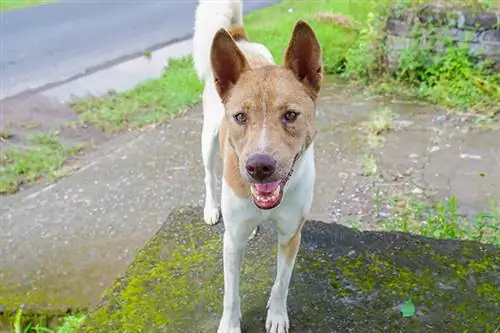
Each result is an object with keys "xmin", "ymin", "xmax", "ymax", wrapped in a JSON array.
[{"xmin": 81, "ymin": 206, "xmax": 500, "ymax": 333}]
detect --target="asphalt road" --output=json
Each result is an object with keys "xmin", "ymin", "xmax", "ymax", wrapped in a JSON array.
[{"xmin": 0, "ymin": 0, "xmax": 278, "ymax": 99}]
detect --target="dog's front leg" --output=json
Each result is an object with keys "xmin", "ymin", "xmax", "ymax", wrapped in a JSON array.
[
  {"xmin": 266, "ymin": 219, "xmax": 304, "ymax": 333},
  {"xmin": 217, "ymin": 227, "xmax": 247, "ymax": 333}
]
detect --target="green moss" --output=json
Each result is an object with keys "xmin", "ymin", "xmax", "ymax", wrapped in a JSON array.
[
  {"xmin": 329, "ymin": 246, "xmax": 500, "ymax": 331},
  {"xmin": 0, "ymin": 277, "xmax": 85, "ymax": 328},
  {"xmin": 292, "ymin": 234, "xmax": 499, "ymax": 332},
  {"xmin": 81, "ymin": 208, "xmax": 275, "ymax": 332},
  {"xmin": 82, "ymin": 207, "xmax": 500, "ymax": 333}
]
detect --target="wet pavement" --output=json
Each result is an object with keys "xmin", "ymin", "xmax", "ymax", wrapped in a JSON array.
[{"xmin": 1, "ymin": 83, "xmax": 499, "ymax": 316}]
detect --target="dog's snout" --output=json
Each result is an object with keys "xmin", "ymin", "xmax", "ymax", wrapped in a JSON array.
[{"xmin": 245, "ymin": 154, "xmax": 276, "ymax": 181}]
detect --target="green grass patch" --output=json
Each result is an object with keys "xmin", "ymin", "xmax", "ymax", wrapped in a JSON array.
[
  {"xmin": 379, "ymin": 196, "xmax": 500, "ymax": 247},
  {"xmin": 0, "ymin": 0, "xmax": 53, "ymax": 11},
  {"xmin": 243, "ymin": 0, "xmax": 372, "ymax": 72},
  {"xmin": 73, "ymin": 57, "xmax": 203, "ymax": 133},
  {"xmin": 8, "ymin": 309, "xmax": 85, "ymax": 333},
  {"xmin": 0, "ymin": 134, "xmax": 82, "ymax": 194}
]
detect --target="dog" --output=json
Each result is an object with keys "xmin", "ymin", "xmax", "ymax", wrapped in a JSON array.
[{"xmin": 193, "ymin": 0, "xmax": 323, "ymax": 332}]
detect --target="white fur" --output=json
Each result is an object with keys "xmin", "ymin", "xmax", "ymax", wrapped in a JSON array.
[
  {"xmin": 193, "ymin": 1, "xmax": 316, "ymax": 332},
  {"xmin": 193, "ymin": 0, "xmax": 243, "ymax": 80}
]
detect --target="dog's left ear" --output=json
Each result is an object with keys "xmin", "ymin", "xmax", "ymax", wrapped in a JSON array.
[
  {"xmin": 283, "ymin": 20, "xmax": 323, "ymax": 99},
  {"xmin": 211, "ymin": 28, "xmax": 250, "ymax": 102}
]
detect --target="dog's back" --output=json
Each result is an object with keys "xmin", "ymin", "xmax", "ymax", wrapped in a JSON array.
[
  {"xmin": 192, "ymin": 0, "xmax": 274, "ymax": 82},
  {"xmin": 193, "ymin": 0, "xmax": 244, "ymax": 81}
]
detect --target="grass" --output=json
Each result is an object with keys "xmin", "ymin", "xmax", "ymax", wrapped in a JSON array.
[
  {"xmin": 0, "ymin": 134, "xmax": 82, "ymax": 194},
  {"xmin": 378, "ymin": 196, "xmax": 500, "ymax": 247},
  {"xmin": 0, "ymin": 0, "xmax": 53, "ymax": 11},
  {"xmin": 73, "ymin": 57, "xmax": 203, "ymax": 133},
  {"xmin": 361, "ymin": 153, "xmax": 378, "ymax": 177},
  {"xmin": 364, "ymin": 106, "xmax": 395, "ymax": 147},
  {"xmin": 10, "ymin": 309, "xmax": 85, "ymax": 333}
]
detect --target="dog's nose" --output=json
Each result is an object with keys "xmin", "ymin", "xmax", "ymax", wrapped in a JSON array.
[{"xmin": 245, "ymin": 154, "xmax": 276, "ymax": 181}]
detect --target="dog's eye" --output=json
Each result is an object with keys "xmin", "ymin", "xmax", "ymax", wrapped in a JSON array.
[
  {"xmin": 233, "ymin": 112, "xmax": 247, "ymax": 125},
  {"xmin": 283, "ymin": 111, "xmax": 299, "ymax": 123}
]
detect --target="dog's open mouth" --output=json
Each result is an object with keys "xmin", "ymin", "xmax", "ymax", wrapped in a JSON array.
[{"xmin": 250, "ymin": 180, "xmax": 284, "ymax": 210}]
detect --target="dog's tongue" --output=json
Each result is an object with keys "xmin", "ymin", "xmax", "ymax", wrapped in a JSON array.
[{"xmin": 253, "ymin": 181, "xmax": 280, "ymax": 193}]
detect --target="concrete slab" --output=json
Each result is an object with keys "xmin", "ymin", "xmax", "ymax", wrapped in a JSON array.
[{"xmin": 80, "ymin": 206, "xmax": 500, "ymax": 333}]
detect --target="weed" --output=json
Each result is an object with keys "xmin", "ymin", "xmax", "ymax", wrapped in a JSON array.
[
  {"xmin": 10, "ymin": 309, "xmax": 85, "ymax": 333},
  {"xmin": 343, "ymin": 9, "xmax": 387, "ymax": 81},
  {"xmin": 347, "ymin": 217, "xmax": 364, "ymax": 231},
  {"xmin": 0, "ymin": 131, "xmax": 14, "ymax": 142},
  {"xmin": 143, "ymin": 50, "xmax": 152, "ymax": 60},
  {"xmin": 361, "ymin": 153, "xmax": 378, "ymax": 177},
  {"xmin": 381, "ymin": 196, "xmax": 500, "ymax": 247},
  {"xmin": 365, "ymin": 107, "xmax": 394, "ymax": 147}
]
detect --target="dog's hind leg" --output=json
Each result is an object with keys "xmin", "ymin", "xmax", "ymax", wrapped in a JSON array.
[{"xmin": 201, "ymin": 86, "xmax": 223, "ymax": 225}]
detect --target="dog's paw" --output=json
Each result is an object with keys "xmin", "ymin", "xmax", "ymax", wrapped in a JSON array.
[
  {"xmin": 203, "ymin": 205, "xmax": 221, "ymax": 225},
  {"xmin": 217, "ymin": 316, "xmax": 241, "ymax": 333},
  {"xmin": 265, "ymin": 308, "xmax": 289, "ymax": 333}
]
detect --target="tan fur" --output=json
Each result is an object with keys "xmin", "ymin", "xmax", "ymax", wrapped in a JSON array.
[
  {"xmin": 228, "ymin": 25, "xmax": 249, "ymax": 41},
  {"xmin": 212, "ymin": 22, "xmax": 322, "ymax": 197},
  {"xmin": 281, "ymin": 219, "xmax": 305, "ymax": 262},
  {"xmin": 217, "ymin": 40, "xmax": 276, "ymax": 198},
  {"xmin": 223, "ymin": 67, "xmax": 316, "ymax": 182},
  {"xmin": 219, "ymin": 120, "xmax": 250, "ymax": 198}
]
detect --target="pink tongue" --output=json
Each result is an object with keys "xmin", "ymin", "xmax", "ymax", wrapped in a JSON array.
[{"xmin": 253, "ymin": 181, "xmax": 280, "ymax": 193}]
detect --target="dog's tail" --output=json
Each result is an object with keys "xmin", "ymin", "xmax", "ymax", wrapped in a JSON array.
[{"xmin": 192, "ymin": 0, "xmax": 247, "ymax": 81}]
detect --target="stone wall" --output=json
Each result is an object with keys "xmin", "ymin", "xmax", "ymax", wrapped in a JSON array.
[{"xmin": 385, "ymin": 5, "xmax": 500, "ymax": 71}]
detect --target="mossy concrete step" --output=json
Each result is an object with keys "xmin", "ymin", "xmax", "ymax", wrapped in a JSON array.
[{"xmin": 80, "ymin": 206, "xmax": 499, "ymax": 333}]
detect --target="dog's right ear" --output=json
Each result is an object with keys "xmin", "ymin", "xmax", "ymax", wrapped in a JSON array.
[{"xmin": 211, "ymin": 28, "xmax": 250, "ymax": 101}]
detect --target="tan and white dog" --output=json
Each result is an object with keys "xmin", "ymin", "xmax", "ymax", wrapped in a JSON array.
[{"xmin": 193, "ymin": 0, "xmax": 323, "ymax": 332}]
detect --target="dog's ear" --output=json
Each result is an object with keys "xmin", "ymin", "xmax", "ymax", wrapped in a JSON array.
[
  {"xmin": 283, "ymin": 20, "xmax": 323, "ymax": 99},
  {"xmin": 211, "ymin": 28, "xmax": 250, "ymax": 101}
]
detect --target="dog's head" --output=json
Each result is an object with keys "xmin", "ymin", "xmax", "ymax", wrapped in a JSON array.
[{"xmin": 211, "ymin": 20, "xmax": 323, "ymax": 210}]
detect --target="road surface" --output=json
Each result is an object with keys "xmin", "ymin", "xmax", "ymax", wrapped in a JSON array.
[{"xmin": 0, "ymin": 0, "xmax": 278, "ymax": 99}]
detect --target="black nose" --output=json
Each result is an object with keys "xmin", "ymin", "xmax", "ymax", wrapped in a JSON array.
[{"xmin": 245, "ymin": 154, "xmax": 276, "ymax": 182}]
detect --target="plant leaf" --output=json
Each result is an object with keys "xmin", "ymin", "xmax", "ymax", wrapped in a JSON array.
[{"xmin": 400, "ymin": 299, "xmax": 416, "ymax": 318}]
